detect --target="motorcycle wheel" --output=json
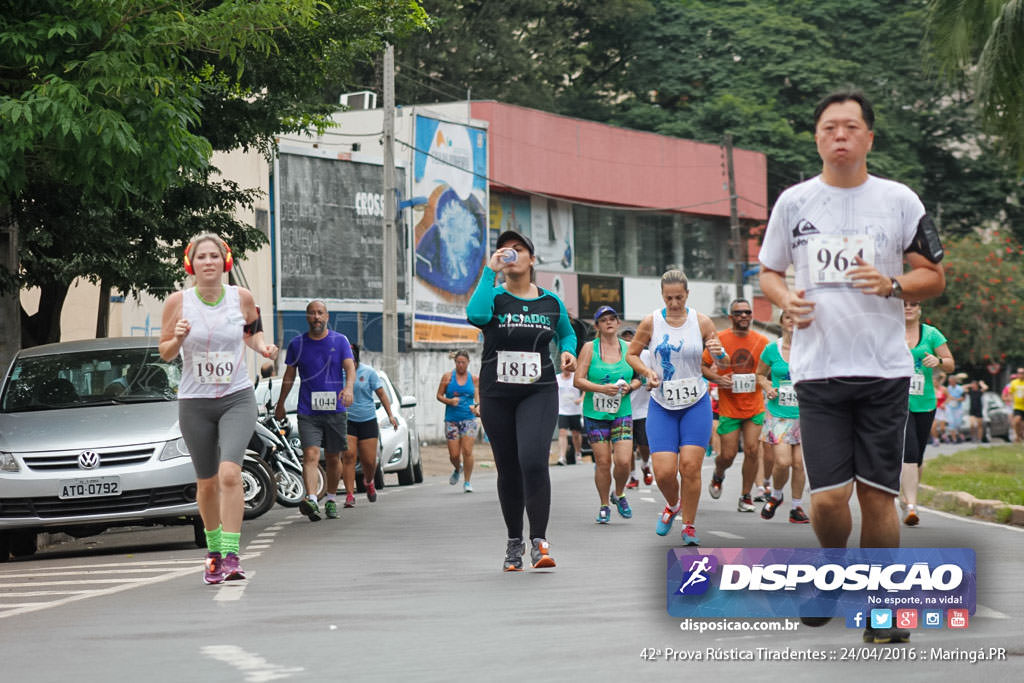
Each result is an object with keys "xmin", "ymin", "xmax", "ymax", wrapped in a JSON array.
[
  {"xmin": 274, "ymin": 465, "xmax": 305, "ymax": 507},
  {"xmin": 192, "ymin": 517, "xmax": 207, "ymax": 548},
  {"xmin": 242, "ymin": 455, "xmax": 276, "ymax": 520}
]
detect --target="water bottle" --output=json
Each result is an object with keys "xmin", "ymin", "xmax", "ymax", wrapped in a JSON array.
[{"xmin": 501, "ymin": 249, "xmax": 518, "ymax": 264}]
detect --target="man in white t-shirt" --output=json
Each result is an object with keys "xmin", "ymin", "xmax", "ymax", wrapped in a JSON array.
[
  {"xmin": 758, "ymin": 89, "xmax": 945, "ymax": 644},
  {"xmin": 555, "ymin": 368, "xmax": 584, "ymax": 465}
]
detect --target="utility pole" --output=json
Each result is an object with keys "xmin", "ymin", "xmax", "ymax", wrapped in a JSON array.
[
  {"xmin": 381, "ymin": 43, "xmax": 399, "ymax": 382},
  {"xmin": 724, "ymin": 134, "xmax": 743, "ymax": 299}
]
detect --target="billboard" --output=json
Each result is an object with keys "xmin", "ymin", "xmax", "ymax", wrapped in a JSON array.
[
  {"xmin": 276, "ymin": 150, "xmax": 406, "ymax": 304},
  {"xmin": 577, "ymin": 274, "xmax": 623, "ymax": 321},
  {"xmin": 412, "ymin": 115, "xmax": 489, "ymax": 344}
]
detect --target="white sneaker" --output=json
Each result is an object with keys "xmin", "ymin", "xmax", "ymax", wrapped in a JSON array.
[{"xmin": 464, "ymin": 481, "xmax": 473, "ymax": 493}]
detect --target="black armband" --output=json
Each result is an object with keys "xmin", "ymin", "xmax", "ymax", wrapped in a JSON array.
[
  {"xmin": 906, "ymin": 214, "xmax": 944, "ymax": 263},
  {"xmin": 243, "ymin": 311, "xmax": 264, "ymax": 335}
]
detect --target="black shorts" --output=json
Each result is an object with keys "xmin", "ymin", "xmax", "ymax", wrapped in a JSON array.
[
  {"xmin": 558, "ymin": 414, "xmax": 583, "ymax": 431},
  {"xmin": 796, "ymin": 377, "xmax": 909, "ymax": 494},
  {"xmin": 347, "ymin": 418, "xmax": 380, "ymax": 441},
  {"xmin": 632, "ymin": 417, "xmax": 648, "ymax": 449},
  {"xmin": 903, "ymin": 410, "xmax": 935, "ymax": 466},
  {"xmin": 1014, "ymin": 409, "xmax": 1024, "ymax": 419}
]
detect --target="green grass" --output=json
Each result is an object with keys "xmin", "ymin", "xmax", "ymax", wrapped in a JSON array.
[{"xmin": 921, "ymin": 446, "xmax": 1024, "ymax": 506}]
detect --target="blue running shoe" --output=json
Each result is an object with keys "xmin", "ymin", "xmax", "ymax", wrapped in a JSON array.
[
  {"xmin": 681, "ymin": 524, "xmax": 699, "ymax": 546},
  {"xmin": 596, "ymin": 506, "xmax": 611, "ymax": 524},
  {"xmin": 655, "ymin": 505, "xmax": 677, "ymax": 536},
  {"xmin": 613, "ymin": 494, "xmax": 632, "ymax": 519}
]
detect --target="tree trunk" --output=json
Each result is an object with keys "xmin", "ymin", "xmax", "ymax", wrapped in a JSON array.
[
  {"xmin": 0, "ymin": 205, "xmax": 19, "ymax": 368},
  {"xmin": 96, "ymin": 280, "xmax": 110, "ymax": 338},
  {"xmin": 21, "ymin": 281, "xmax": 70, "ymax": 348}
]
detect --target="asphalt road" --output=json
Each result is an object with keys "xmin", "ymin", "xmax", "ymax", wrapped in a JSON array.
[{"xmin": 1, "ymin": 446, "xmax": 1021, "ymax": 682}]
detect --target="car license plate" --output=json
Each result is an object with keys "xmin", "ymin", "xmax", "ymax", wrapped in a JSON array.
[{"xmin": 58, "ymin": 476, "xmax": 121, "ymax": 499}]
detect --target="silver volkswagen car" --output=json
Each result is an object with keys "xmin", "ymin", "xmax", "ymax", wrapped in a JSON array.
[{"xmin": 0, "ymin": 338, "xmax": 200, "ymax": 561}]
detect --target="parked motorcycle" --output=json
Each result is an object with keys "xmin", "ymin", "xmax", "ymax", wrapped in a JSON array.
[
  {"xmin": 252, "ymin": 376, "xmax": 326, "ymax": 506},
  {"xmin": 241, "ymin": 453, "xmax": 276, "ymax": 520}
]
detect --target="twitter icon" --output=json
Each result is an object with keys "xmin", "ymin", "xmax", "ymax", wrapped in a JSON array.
[{"xmin": 870, "ymin": 609, "xmax": 892, "ymax": 629}]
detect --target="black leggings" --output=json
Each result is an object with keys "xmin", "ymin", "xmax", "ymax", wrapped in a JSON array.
[
  {"xmin": 903, "ymin": 409, "xmax": 935, "ymax": 466},
  {"xmin": 480, "ymin": 389, "xmax": 558, "ymax": 541}
]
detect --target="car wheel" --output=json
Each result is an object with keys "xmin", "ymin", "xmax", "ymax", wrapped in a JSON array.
[
  {"xmin": 398, "ymin": 451, "xmax": 415, "ymax": 486},
  {"xmin": 374, "ymin": 460, "xmax": 385, "ymax": 490},
  {"xmin": 0, "ymin": 533, "xmax": 10, "ymax": 563},
  {"xmin": 192, "ymin": 517, "xmax": 207, "ymax": 548},
  {"xmin": 413, "ymin": 442, "xmax": 423, "ymax": 484},
  {"xmin": 241, "ymin": 455, "xmax": 276, "ymax": 520},
  {"xmin": 9, "ymin": 531, "xmax": 38, "ymax": 558}
]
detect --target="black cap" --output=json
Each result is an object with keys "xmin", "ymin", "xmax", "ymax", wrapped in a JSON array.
[{"xmin": 496, "ymin": 229, "xmax": 535, "ymax": 256}]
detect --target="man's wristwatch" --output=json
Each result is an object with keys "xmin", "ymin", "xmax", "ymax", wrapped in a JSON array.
[{"xmin": 887, "ymin": 277, "xmax": 903, "ymax": 299}]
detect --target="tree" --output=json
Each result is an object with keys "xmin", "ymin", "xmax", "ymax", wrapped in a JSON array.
[
  {"xmin": 925, "ymin": 232, "xmax": 1024, "ymax": 367},
  {"xmin": 1, "ymin": 1, "xmax": 428, "ymax": 346},
  {"xmin": 926, "ymin": 0, "xmax": 1024, "ymax": 168}
]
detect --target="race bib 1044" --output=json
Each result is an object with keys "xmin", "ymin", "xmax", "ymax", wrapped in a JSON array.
[
  {"xmin": 193, "ymin": 351, "xmax": 234, "ymax": 385},
  {"xmin": 496, "ymin": 351, "xmax": 542, "ymax": 384},
  {"xmin": 311, "ymin": 391, "xmax": 338, "ymax": 411},
  {"xmin": 808, "ymin": 234, "xmax": 875, "ymax": 285}
]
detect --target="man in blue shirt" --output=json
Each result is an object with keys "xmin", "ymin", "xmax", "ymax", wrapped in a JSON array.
[{"xmin": 275, "ymin": 300, "xmax": 355, "ymax": 520}]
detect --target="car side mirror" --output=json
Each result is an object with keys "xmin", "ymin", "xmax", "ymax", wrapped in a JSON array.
[{"xmin": 400, "ymin": 395, "xmax": 417, "ymax": 408}]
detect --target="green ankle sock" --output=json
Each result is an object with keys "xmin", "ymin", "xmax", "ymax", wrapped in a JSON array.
[
  {"xmin": 204, "ymin": 525, "xmax": 222, "ymax": 553},
  {"xmin": 221, "ymin": 531, "xmax": 240, "ymax": 555}
]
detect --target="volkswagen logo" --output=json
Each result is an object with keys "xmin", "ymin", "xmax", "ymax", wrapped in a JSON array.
[{"xmin": 78, "ymin": 451, "xmax": 100, "ymax": 470}]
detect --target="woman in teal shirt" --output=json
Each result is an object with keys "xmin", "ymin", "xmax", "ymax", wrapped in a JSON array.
[
  {"xmin": 755, "ymin": 311, "xmax": 809, "ymax": 524},
  {"xmin": 574, "ymin": 306, "xmax": 642, "ymax": 524},
  {"xmin": 902, "ymin": 302, "xmax": 954, "ymax": 526}
]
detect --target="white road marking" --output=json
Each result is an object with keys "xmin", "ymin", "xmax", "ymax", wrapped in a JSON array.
[
  {"xmin": 201, "ymin": 644, "xmax": 303, "ymax": 682},
  {"xmin": 640, "ymin": 497, "xmax": 656, "ymax": 503},
  {"xmin": 921, "ymin": 507, "xmax": 1024, "ymax": 532},
  {"xmin": 975, "ymin": 604, "xmax": 1011, "ymax": 619},
  {"xmin": 214, "ymin": 574, "xmax": 253, "ymax": 602},
  {"xmin": 706, "ymin": 530, "xmax": 744, "ymax": 539}
]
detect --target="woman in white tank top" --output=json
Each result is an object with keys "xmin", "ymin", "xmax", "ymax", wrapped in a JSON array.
[
  {"xmin": 158, "ymin": 233, "xmax": 277, "ymax": 585},
  {"xmin": 626, "ymin": 270, "xmax": 728, "ymax": 546}
]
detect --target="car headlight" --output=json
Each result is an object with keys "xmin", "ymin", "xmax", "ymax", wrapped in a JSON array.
[
  {"xmin": 158, "ymin": 437, "xmax": 191, "ymax": 461},
  {"xmin": 387, "ymin": 444, "xmax": 404, "ymax": 465},
  {"xmin": 0, "ymin": 451, "xmax": 19, "ymax": 472}
]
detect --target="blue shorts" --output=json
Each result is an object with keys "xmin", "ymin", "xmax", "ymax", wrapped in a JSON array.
[{"xmin": 645, "ymin": 392, "xmax": 713, "ymax": 454}]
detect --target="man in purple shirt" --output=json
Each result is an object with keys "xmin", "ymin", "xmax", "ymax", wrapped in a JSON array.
[{"xmin": 276, "ymin": 300, "xmax": 355, "ymax": 520}]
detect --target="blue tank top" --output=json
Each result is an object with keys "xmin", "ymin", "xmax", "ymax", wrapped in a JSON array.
[{"xmin": 444, "ymin": 372, "xmax": 475, "ymax": 422}]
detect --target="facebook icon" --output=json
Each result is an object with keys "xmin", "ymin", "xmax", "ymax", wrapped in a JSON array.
[{"xmin": 845, "ymin": 611, "xmax": 865, "ymax": 629}]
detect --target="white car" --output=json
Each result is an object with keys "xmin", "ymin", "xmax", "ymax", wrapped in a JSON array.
[
  {"xmin": 254, "ymin": 369, "xmax": 421, "ymax": 487},
  {"xmin": 0, "ymin": 338, "xmax": 200, "ymax": 561}
]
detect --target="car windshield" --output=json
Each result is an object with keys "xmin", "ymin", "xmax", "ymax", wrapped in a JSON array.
[{"xmin": 1, "ymin": 346, "xmax": 182, "ymax": 412}]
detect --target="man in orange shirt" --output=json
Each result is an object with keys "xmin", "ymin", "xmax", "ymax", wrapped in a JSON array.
[{"xmin": 703, "ymin": 299, "xmax": 769, "ymax": 512}]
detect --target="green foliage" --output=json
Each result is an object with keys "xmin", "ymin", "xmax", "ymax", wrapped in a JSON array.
[
  {"xmin": 921, "ymin": 445, "xmax": 1024, "ymax": 506},
  {"xmin": 924, "ymin": 232, "xmax": 1024, "ymax": 366}
]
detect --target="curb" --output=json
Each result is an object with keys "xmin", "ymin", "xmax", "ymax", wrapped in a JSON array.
[{"xmin": 918, "ymin": 484, "xmax": 1024, "ymax": 526}]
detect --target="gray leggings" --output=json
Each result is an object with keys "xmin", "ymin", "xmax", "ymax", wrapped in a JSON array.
[{"xmin": 178, "ymin": 389, "xmax": 256, "ymax": 479}]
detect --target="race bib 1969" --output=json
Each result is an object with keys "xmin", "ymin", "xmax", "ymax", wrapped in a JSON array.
[
  {"xmin": 193, "ymin": 351, "xmax": 233, "ymax": 385},
  {"xmin": 662, "ymin": 377, "xmax": 702, "ymax": 409},
  {"xmin": 593, "ymin": 391, "xmax": 622, "ymax": 414},
  {"xmin": 311, "ymin": 390, "xmax": 338, "ymax": 411},
  {"xmin": 808, "ymin": 234, "xmax": 875, "ymax": 284},
  {"xmin": 496, "ymin": 351, "xmax": 541, "ymax": 384},
  {"xmin": 731, "ymin": 373, "xmax": 757, "ymax": 394}
]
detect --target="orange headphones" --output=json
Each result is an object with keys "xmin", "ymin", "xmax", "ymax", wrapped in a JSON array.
[{"xmin": 183, "ymin": 237, "xmax": 233, "ymax": 275}]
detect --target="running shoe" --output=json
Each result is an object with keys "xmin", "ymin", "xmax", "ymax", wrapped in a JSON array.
[
  {"xmin": 642, "ymin": 465, "xmax": 653, "ymax": 485},
  {"xmin": 737, "ymin": 493, "xmax": 755, "ymax": 512},
  {"xmin": 344, "ymin": 492, "xmax": 356, "ymax": 508},
  {"xmin": 655, "ymin": 506, "xmax": 677, "ymax": 536},
  {"xmin": 366, "ymin": 481, "xmax": 377, "ymax": 503},
  {"xmin": 863, "ymin": 626, "xmax": 911, "ymax": 644},
  {"xmin": 708, "ymin": 473, "xmax": 724, "ymax": 499},
  {"xmin": 203, "ymin": 552, "xmax": 224, "ymax": 585},
  {"xmin": 449, "ymin": 466, "xmax": 461, "ymax": 485},
  {"xmin": 681, "ymin": 524, "xmax": 699, "ymax": 546},
  {"xmin": 596, "ymin": 506, "xmax": 611, "ymax": 524},
  {"xmin": 613, "ymin": 494, "xmax": 633, "ymax": 519},
  {"xmin": 625, "ymin": 476, "xmax": 639, "ymax": 490},
  {"xmin": 503, "ymin": 538, "xmax": 525, "ymax": 572},
  {"xmin": 761, "ymin": 493, "xmax": 784, "ymax": 520},
  {"xmin": 789, "ymin": 506, "xmax": 810, "ymax": 524},
  {"xmin": 753, "ymin": 487, "xmax": 768, "ymax": 503},
  {"xmin": 464, "ymin": 481, "xmax": 473, "ymax": 493},
  {"xmin": 299, "ymin": 498, "xmax": 321, "ymax": 521},
  {"xmin": 325, "ymin": 499, "xmax": 338, "ymax": 519},
  {"xmin": 556, "ymin": 459, "xmax": 567, "ymax": 466},
  {"xmin": 530, "ymin": 538, "xmax": 556, "ymax": 568},
  {"xmin": 903, "ymin": 508, "xmax": 919, "ymax": 526},
  {"xmin": 221, "ymin": 552, "xmax": 246, "ymax": 581}
]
